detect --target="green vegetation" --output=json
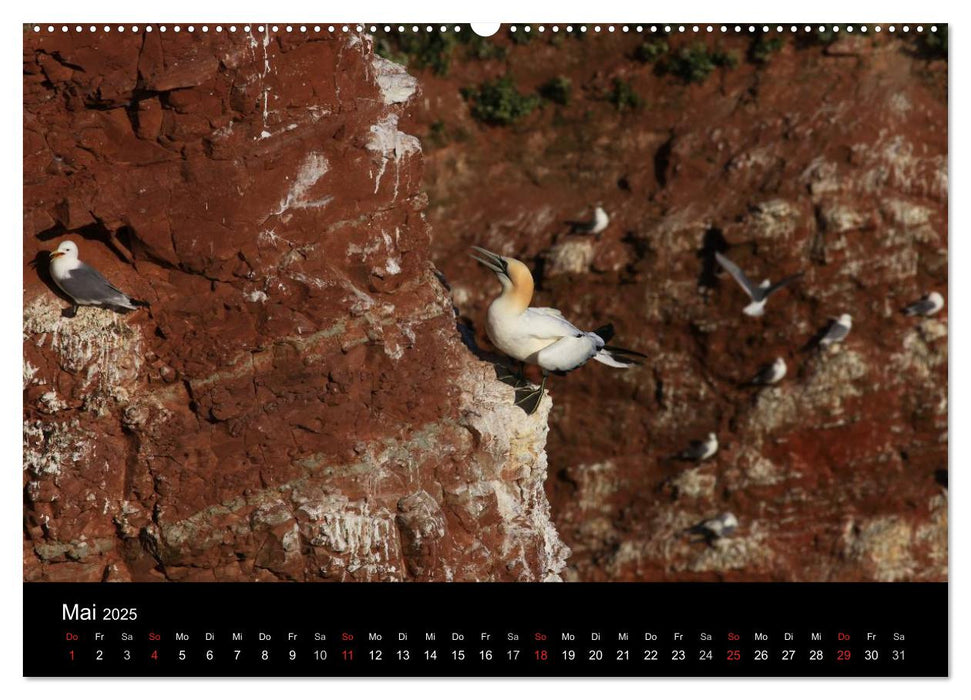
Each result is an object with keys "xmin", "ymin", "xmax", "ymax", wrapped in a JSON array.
[
  {"xmin": 374, "ymin": 31, "xmax": 458, "ymax": 76},
  {"xmin": 374, "ymin": 29, "xmax": 508, "ymax": 76},
  {"xmin": 508, "ymin": 27, "xmax": 533, "ymax": 45},
  {"xmin": 607, "ymin": 78, "xmax": 643, "ymax": 111},
  {"xmin": 461, "ymin": 76, "xmax": 541, "ymax": 126},
  {"xmin": 660, "ymin": 43, "xmax": 738, "ymax": 84},
  {"xmin": 633, "ymin": 39, "xmax": 669, "ymax": 64},
  {"xmin": 917, "ymin": 26, "xmax": 947, "ymax": 60},
  {"xmin": 539, "ymin": 76, "xmax": 572, "ymax": 106},
  {"xmin": 748, "ymin": 35, "xmax": 785, "ymax": 63}
]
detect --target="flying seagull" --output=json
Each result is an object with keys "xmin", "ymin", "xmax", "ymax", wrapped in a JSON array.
[
  {"xmin": 685, "ymin": 512, "xmax": 738, "ymax": 545},
  {"xmin": 714, "ymin": 251, "xmax": 803, "ymax": 317},
  {"xmin": 470, "ymin": 245, "xmax": 644, "ymax": 414},
  {"xmin": 48, "ymin": 240, "xmax": 149, "ymax": 318},
  {"xmin": 902, "ymin": 291, "xmax": 944, "ymax": 317},
  {"xmin": 819, "ymin": 314, "xmax": 852, "ymax": 347},
  {"xmin": 675, "ymin": 433, "xmax": 718, "ymax": 462},
  {"xmin": 570, "ymin": 205, "xmax": 610, "ymax": 235},
  {"xmin": 747, "ymin": 357, "xmax": 787, "ymax": 386}
]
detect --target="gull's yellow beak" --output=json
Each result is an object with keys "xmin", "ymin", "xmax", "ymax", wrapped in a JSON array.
[{"xmin": 49, "ymin": 251, "xmax": 64, "ymax": 259}]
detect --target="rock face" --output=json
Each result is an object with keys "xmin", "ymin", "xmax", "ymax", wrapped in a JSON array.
[
  {"xmin": 23, "ymin": 29, "xmax": 568, "ymax": 582},
  {"xmin": 408, "ymin": 30, "xmax": 947, "ymax": 581}
]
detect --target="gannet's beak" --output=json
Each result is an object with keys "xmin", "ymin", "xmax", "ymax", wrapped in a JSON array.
[
  {"xmin": 49, "ymin": 251, "xmax": 64, "ymax": 259},
  {"xmin": 469, "ymin": 246, "xmax": 508, "ymax": 276}
]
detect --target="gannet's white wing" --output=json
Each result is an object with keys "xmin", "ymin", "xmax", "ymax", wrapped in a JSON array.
[
  {"xmin": 535, "ymin": 335, "xmax": 601, "ymax": 372},
  {"xmin": 56, "ymin": 262, "xmax": 136, "ymax": 309},
  {"xmin": 715, "ymin": 252, "xmax": 758, "ymax": 300},
  {"xmin": 520, "ymin": 307, "xmax": 586, "ymax": 339},
  {"xmin": 530, "ymin": 307, "xmax": 568, "ymax": 321}
]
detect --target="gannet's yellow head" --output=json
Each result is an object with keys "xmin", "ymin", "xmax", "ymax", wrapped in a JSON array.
[{"xmin": 469, "ymin": 246, "xmax": 534, "ymax": 311}]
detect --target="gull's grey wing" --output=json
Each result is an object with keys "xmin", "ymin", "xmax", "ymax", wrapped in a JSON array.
[
  {"xmin": 714, "ymin": 252, "xmax": 757, "ymax": 299},
  {"xmin": 765, "ymin": 272, "xmax": 804, "ymax": 298},
  {"xmin": 58, "ymin": 262, "xmax": 132, "ymax": 307},
  {"xmin": 822, "ymin": 321, "xmax": 850, "ymax": 344},
  {"xmin": 904, "ymin": 298, "xmax": 934, "ymax": 316}
]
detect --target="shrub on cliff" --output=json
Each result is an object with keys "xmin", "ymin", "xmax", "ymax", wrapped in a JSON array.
[
  {"xmin": 748, "ymin": 35, "xmax": 786, "ymax": 63},
  {"xmin": 608, "ymin": 78, "xmax": 643, "ymax": 111},
  {"xmin": 633, "ymin": 39, "xmax": 669, "ymax": 64},
  {"xmin": 539, "ymin": 76, "xmax": 572, "ymax": 106},
  {"xmin": 461, "ymin": 76, "xmax": 540, "ymax": 126},
  {"xmin": 661, "ymin": 43, "xmax": 738, "ymax": 84}
]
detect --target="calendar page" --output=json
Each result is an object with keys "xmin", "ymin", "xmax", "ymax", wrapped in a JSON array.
[{"xmin": 22, "ymin": 19, "xmax": 947, "ymax": 677}]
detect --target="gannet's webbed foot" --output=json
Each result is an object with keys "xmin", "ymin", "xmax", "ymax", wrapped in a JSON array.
[
  {"xmin": 494, "ymin": 362, "xmax": 529, "ymax": 388},
  {"xmin": 62, "ymin": 304, "xmax": 78, "ymax": 319},
  {"xmin": 513, "ymin": 374, "xmax": 547, "ymax": 415}
]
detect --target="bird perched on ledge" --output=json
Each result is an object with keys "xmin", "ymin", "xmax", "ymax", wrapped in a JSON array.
[
  {"xmin": 470, "ymin": 245, "xmax": 645, "ymax": 414},
  {"xmin": 49, "ymin": 240, "xmax": 149, "ymax": 318}
]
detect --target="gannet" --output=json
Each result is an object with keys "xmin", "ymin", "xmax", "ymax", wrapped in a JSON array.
[
  {"xmin": 685, "ymin": 512, "xmax": 738, "ymax": 545},
  {"xmin": 571, "ymin": 205, "xmax": 610, "ymax": 235},
  {"xmin": 903, "ymin": 291, "xmax": 944, "ymax": 317},
  {"xmin": 676, "ymin": 433, "xmax": 718, "ymax": 462},
  {"xmin": 714, "ymin": 251, "xmax": 803, "ymax": 317},
  {"xmin": 48, "ymin": 240, "xmax": 148, "ymax": 318},
  {"xmin": 819, "ymin": 314, "xmax": 852, "ymax": 347},
  {"xmin": 470, "ymin": 246, "xmax": 644, "ymax": 413},
  {"xmin": 748, "ymin": 357, "xmax": 787, "ymax": 386}
]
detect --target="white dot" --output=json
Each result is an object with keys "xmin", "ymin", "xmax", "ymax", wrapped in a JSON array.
[
  {"xmin": 146, "ymin": 26, "xmax": 153, "ymax": 33},
  {"xmin": 707, "ymin": 26, "xmax": 713, "ymax": 33},
  {"xmin": 861, "ymin": 26, "xmax": 868, "ymax": 33},
  {"xmin": 525, "ymin": 25, "xmax": 531, "ymax": 33},
  {"xmin": 889, "ymin": 26, "xmax": 895, "ymax": 33},
  {"xmin": 425, "ymin": 25, "xmax": 432, "ymax": 32},
  {"xmin": 174, "ymin": 26, "xmax": 180, "ymax": 33},
  {"xmin": 833, "ymin": 25, "xmax": 840, "ymax": 33},
  {"xmin": 285, "ymin": 26, "xmax": 292, "ymax": 33},
  {"xmin": 917, "ymin": 25, "xmax": 924, "ymax": 32},
  {"xmin": 903, "ymin": 25, "xmax": 910, "ymax": 33},
  {"xmin": 875, "ymin": 26, "xmax": 882, "ymax": 32},
  {"xmin": 931, "ymin": 26, "xmax": 938, "ymax": 32},
  {"xmin": 594, "ymin": 26, "xmax": 601, "ymax": 33},
  {"xmin": 608, "ymin": 26, "xmax": 615, "ymax": 33},
  {"xmin": 230, "ymin": 26, "xmax": 237, "ymax": 32},
  {"xmin": 847, "ymin": 26, "xmax": 854, "ymax": 33},
  {"xmin": 117, "ymin": 26, "xmax": 124, "ymax": 33},
  {"xmin": 581, "ymin": 25, "xmax": 587, "ymax": 32},
  {"xmin": 692, "ymin": 25, "xmax": 699, "ymax": 33},
  {"xmin": 160, "ymin": 26, "xmax": 167, "ymax": 33},
  {"xmin": 75, "ymin": 25, "xmax": 81, "ymax": 32}
]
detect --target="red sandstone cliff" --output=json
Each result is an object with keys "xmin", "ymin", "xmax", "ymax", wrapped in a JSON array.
[
  {"xmin": 24, "ymin": 29, "xmax": 567, "ymax": 582},
  {"xmin": 409, "ymin": 28, "xmax": 947, "ymax": 581}
]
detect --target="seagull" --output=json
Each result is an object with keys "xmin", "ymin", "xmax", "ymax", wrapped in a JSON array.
[
  {"xmin": 902, "ymin": 291, "xmax": 944, "ymax": 317},
  {"xmin": 676, "ymin": 433, "xmax": 718, "ymax": 462},
  {"xmin": 819, "ymin": 314, "xmax": 852, "ymax": 347},
  {"xmin": 748, "ymin": 357, "xmax": 787, "ymax": 386},
  {"xmin": 470, "ymin": 246, "xmax": 644, "ymax": 414},
  {"xmin": 685, "ymin": 512, "xmax": 738, "ymax": 545},
  {"xmin": 570, "ymin": 205, "xmax": 610, "ymax": 235},
  {"xmin": 48, "ymin": 240, "xmax": 149, "ymax": 318},
  {"xmin": 714, "ymin": 251, "xmax": 803, "ymax": 317}
]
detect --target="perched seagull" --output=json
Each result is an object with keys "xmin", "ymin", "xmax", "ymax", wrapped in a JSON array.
[
  {"xmin": 676, "ymin": 433, "xmax": 718, "ymax": 462},
  {"xmin": 714, "ymin": 251, "xmax": 803, "ymax": 317},
  {"xmin": 903, "ymin": 291, "xmax": 944, "ymax": 317},
  {"xmin": 748, "ymin": 357, "xmax": 787, "ymax": 386},
  {"xmin": 818, "ymin": 314, "xmax": 853, "ymax": 347},
  {"xmin": 570, "ymin": 205, "xmax": 610, "ymax": 235},
  {"xmin": 685, "ymin": 512, "xmax": 738, "ymax": 545},
  {"xmin": 48, "ymin": 240, "xmax": 148, "ymax": 318},
  {"xmin": 470, "ymin": 246, "xmax": 644, "ymax": 414}
]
